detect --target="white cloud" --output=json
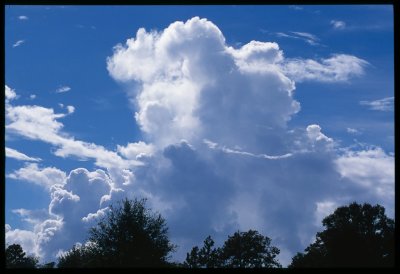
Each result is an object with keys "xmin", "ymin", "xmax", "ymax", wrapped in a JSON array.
[
  {"xmin": 331, "ymin": 20, "xmax": 346, "ymax": 30},
  {"xmin": 291, "ymin": 31, "xmax": 320, "ymax": 45},
  {"xmin": 66, "ymin": 105, "xmax": 75, "ymax": 114},
  {"xmin": 275, "ymin": 31, "xmax": 320, "ymax": 46},
  {"xmin": 13, "ymin": 40, "xmax": 25, "ymax": 48},
  {"xmin": 306, "ymin": 124, "xmax": 333, "ymax": 143},
  {"xmin": 107, "ymin": 17, "xmax": 300, "ymax": 149},
  {"xmin": 360, "ymin": 97, "xmax": 394, "ymax": 111},
  {"xmin": 289, "ymin": 5, "xmax": 303, "ymax": 10},
  {"xmin": 8, "ymin": 163, "xmax": 66, "ymax": 190},
  {"xmin": 282, "ymin": 54, "xmax": 368, "ymax": 82},
  {"xmin": 346, "ymin": 127, "xmax": 360, "ymax": 134},
  {"xmin": 5, "ymin": 85, "xmax": 18, "ymax": 102},
  {"xmin": 117, "ymin": 141, "xmax": 155, "ymax": 159},
  {"xmin": 335, "ymin": 147, "xmax": 394, "ymax": 199},
  {"xmin": 7, "ymin": 17, "xmax": 392, "ymax": 267},
  {"xmin": 55, "ymin": 86, "xmax": 71, "ymax": 93},
  {"xmin": 30, "ymin": 94, "xmax": 37, "ymax": 100},
  {"xmin": 18, "ymin": 15, "xmax": 29, "ymax": 20},
  {"xmin": 5, "ymin": 100, "xmax": 143, "ymax": 184},
  {"xmin": 6, "ymin": 147, "xmax": 41, "ymax": 162},
  {"xmin": 5, "ymin": 225, "xmax": 40, "ymax": 257}
]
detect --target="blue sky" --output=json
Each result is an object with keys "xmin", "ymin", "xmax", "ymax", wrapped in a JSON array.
[{"xmin": 5, "ymin": 5, "xmax": 394, "ymax": 266}]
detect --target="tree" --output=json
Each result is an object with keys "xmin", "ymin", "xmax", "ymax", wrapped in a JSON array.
[
  {"xmin": 184, "ymin": 231, "xmax": 281, "ymax": 268},
  {"xmin": 289, "ymin": 202, "xmax": 395, "ymax": 267},
  {"xmin": 221, "ymin": 230, "xmax": 281, "ymax": 268},
  {"xmin": 58, "ymin": 198, "xmax": 176, "ymax": 267},
  {"xmin": 184, "ymin": 236, "xmax": 222, "ymax": 268},
  {"xmin": 58, "ymin": 243, "xmax": 101, "ymax": 268},
  {"xmin": 5, "ymin": 244, "xmax": 38, "ymax": 268}
]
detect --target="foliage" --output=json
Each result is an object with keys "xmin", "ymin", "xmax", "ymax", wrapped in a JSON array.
[
  {"xmin": 184, "ymin": 230, "xmax": 281, "ymax": 268},
  {"xmin": 221, "ymin": 230, "xmax": 281, "ymax": 268},
  {"xmin": 5, "ymin": 244, "xmax": 38, "ymax": 268},
  {"xmin": 289, "ymin": 202, "xmax": 395, "ymax": 267},
  {"xmin": 184, "ymin": 236, "xmax": 222, "ymax": 268},
  {"xmin": 58, "ymin": 198, "xmax": 176, "ymax": 267}
]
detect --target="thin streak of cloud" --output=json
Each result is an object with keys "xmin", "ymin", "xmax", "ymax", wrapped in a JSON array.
[
  {"xmin": 55, "ymin": 86, "xmax": 71, "ymax": 93},
  {"xmin": 13, "ymin": 40, "xmax": 25, "ymax": 48},
  {"xmin": 360, "ymin": 97, "xmax": 394, "ymax": 111}
]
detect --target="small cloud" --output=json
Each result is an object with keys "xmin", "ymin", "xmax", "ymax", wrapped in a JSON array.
[
  {"xmin": 29, "ymin": 94, "xmax": 36, "ymax": 100},
  {"xmin": 55, "ymin": 86, "xmax": 71, "ymax": 93},
  {"xmin": 291, "ymin": 31, "xmax": 320, "ymax": 45},
  {"xmin": 66, "ymin": 105, "xmax": 75, "ymax": 114},
  {"xmin": 275, "ymin": 31, "xmax": 320, "ymax": 46},
  {"xmin": 18, "ymin": 15, "xmax": 29, "ymax": 20},
  {"xmin": 289, "ymin": 5, "xmax": 303, "ymax": 10},
  {"xmin": 13, "ymin": 40, "xmax": 25, "ymax": 48},
  {"xmin": 5, "ymin": 85, "xmax": 18, "ymax": 102},
  {"xmin": 360, "ymin": 97, "xmax": 394, "ymax": 111},
  {"xmin": 331, "ymin": 20, "xmax": 346, "ymax": 30},
  {"xmin": 346, "ymin": 127, "xmax": 360, "ymax": 135}
]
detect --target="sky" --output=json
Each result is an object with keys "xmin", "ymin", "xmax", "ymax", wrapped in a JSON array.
[{"xmin": 5, "ymin": 5, "xmax": 394, "ymax": 266}]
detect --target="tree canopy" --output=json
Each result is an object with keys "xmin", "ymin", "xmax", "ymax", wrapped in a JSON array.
[
  {"xmin": 289, "ymin": 202, "xmax": 395, "ymax": 267},
  {"xmin": 184, "ymin": 230, "xmax": 281, "ymax": 268},
  {"xmin": 58, "ymin": 198, "xmax": 176, "ymax": 267},
  {"xmin": 5, "ymin": 244, "xmax": 38, "ymax": 268}
]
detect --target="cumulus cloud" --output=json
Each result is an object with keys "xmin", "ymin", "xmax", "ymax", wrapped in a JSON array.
[
  {"xmin": 5, "ymin": 225, "xmax": 40, "ymax": 257},
  {"xmin": 5, "ymin": 85, "xmax": 18, "ymax": 102},
  {"xmin": 13, "ymin": 40, "xmax": 25, "ymax": 48},
  {"xmin": 55, "ymin": 86, "xmax": 71, "ymax": 93},
  {"xmin": 335, "ymin": 147, "xmax": 394, "ymax": 205},
  {"xmin": 8, "ymin": 163, "xmax": 66, "ymax": 190},
  {"xmin": 282, "ymin": 54, "xmax": 369, "ymax": 82},
  {"xmin": 6, "ymin": 147, "xmax": 41, "ymax": 162},
  {"xmin": 6, "ymin": 17, "xmax": 392, "ymax": 267},
  {"xmin": 331, "ymin": 20, "xmax": 346, "ymax": 30},
  {"xmin": 360, "ymin": 97, "xmax": 394, "ymax": 111},
  {"xmin": 6, "ymin": 168, "xmax": 118, "ymax": 262}
]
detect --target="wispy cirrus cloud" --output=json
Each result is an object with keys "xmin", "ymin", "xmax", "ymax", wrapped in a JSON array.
[
  {"xmin": 55, "ymin": 86, "xmax": 71, "ymax": 93},
  {"xmin": 275, "ymin": 31, "xmax": 320, "ymax": 46},
  {"xmin": 360, "ymin": 97, "xmax": 394, "ymax": 111},
  {"xmin": 6, "ymin": 147, "xmax": 42, "ymax": 162},
  {"xmin": 282, "ymin": 54, "xmax": 369, "ymax": 82},
  {"xmin": 13, "ymin": 40, "xmax": 25, "ymax": 48}
]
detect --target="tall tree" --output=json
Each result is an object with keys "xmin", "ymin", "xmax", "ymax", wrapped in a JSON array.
[
  {"xmin": 289, "ymin": 202, "xmax": 395, "ymax": 267},
  {"xmin": 58, "ymin": 198, "xmax": 176, "ymax": 267},
  {"xmin": 221, "ymin": 230, "xmax": 281, "ymax": 268},
  {"xmin": 184, "ymin": 230, "xmax": 281, "ymax": 268},
  {"xmin": 5, "ymin": 244, "xmax": 38, "ymax": 268},
  {"xmin": 184, "ymin": 236, "xmax": 222, "ymax": 268}
]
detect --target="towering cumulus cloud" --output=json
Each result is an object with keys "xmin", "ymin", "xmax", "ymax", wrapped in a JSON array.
[
  {"xmin": 107, "ymin": 17, "xmax": 300, "ymax": 150},
  {"xmin": 6, "ymin": 17, "xmax": 390, "ymax": 266}
]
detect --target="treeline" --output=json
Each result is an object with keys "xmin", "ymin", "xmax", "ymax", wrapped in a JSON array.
[{"xmin": 5, "ymin": 199, "xmax": 395, "ymax": 268}]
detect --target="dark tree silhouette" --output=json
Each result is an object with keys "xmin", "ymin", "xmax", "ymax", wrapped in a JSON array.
[
  {"xmin": 289, "ymin": 202, "xmax": 395, "ymax": 268},
  {"xmin": 5, "ymin": 244, "xmax": 38, "ymax": 268},
  {"xmin": 184, "ymin": 230, "xmax": 281, "ymax": 268},
  {"xmin": 58, "ymin": 243, "xmax": 101, "ymax": 268},
  {"xmin": 184, "ymin": 236, "xmax": 222, "ymax": 268},
  {"xmin": 58, "ymin": 198, "xmax": 176, "ymax": 267},
  {"xmin": 221, "ymin": 230, "xmax": 281, "ymax": 268}
]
